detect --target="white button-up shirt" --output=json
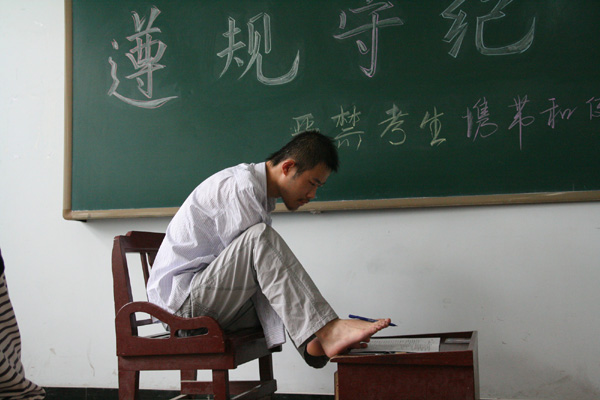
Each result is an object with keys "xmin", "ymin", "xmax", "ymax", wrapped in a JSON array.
[{"xmin": 146, "ymin": 163, "xmax": 284, "ymax": 346}]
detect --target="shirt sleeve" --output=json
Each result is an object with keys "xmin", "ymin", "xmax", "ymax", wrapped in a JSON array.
[{"xmin": 213, "ymin": 185, "xmax": 270, "ymax": 246}]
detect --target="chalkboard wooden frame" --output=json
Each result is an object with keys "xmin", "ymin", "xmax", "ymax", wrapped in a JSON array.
[{"xmin": 63, "ymin": 0, "xmax": 600, "ymax": 221}]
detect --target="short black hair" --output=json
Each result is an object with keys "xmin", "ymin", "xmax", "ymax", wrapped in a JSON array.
[{"xmin": 267, "ymin": 130, "xmax": 339, "ymax": 175}]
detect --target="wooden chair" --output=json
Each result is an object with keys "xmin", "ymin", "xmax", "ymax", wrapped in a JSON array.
[{"xmin": 112, "ymin": 231, "xmax": 279, "ymax": 400}]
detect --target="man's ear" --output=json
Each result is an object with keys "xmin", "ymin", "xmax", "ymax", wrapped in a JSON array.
[{"xmin": 281, "ymin": 159, "xmax": 296, "ymax": 177}]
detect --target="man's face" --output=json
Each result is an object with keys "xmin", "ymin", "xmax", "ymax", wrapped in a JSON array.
[{"xmin": 280, "ymin": 162, "xmax": 331, "ymax": 211}]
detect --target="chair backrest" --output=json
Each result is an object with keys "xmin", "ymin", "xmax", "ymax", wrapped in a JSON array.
[{"xmin": 111, "ymin": 231, "xmax": 165, "ymax": 317}]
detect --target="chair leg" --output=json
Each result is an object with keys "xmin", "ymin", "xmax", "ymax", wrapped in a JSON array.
[
  {"xmin": 259, "ymin": 354, "xmax": 274, "ymax": 382},
  {"xmin": 180, "ymin": 370, "xmax": 198, "ymax": 397},
  {"xmin": 181, "ymin": 369, "xmax": 197, "ymax": 381},
  {"xmin": 118, "ymin": 369, "xmax": 140, "ymax": 400},
  {"xmin": 212, "ymin": 369, "xmax": 230, "ymax": 400}
]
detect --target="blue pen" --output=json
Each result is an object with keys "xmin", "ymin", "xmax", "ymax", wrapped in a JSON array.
[{"xmin": 349, "ymin": 314, "xmax": 397, "ymax": 327}]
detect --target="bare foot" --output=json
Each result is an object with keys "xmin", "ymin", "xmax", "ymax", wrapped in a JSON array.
[
  {"xmin": 314, "ymin": 318, "xmax": 391, "ymax": 358},
  {"xmin": 307, "ymin": 336, "xmax": 369, "ymax": 357}
]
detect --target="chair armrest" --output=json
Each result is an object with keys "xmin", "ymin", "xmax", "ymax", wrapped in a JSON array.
[{"xmin": 115, "ymin": 301, "xmax": 227, "ymax": 355}]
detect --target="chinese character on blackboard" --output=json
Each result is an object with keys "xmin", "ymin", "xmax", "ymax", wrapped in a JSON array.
[
  {"xmin": 379, "ymin": 103, "xmax": 409, "ymax": 146},
  {"xmin": 217, "ymin": 13, "xmax": 300, "ymax": 85},
  {"xmin": 334, "ymin": 1, "xmax": 404, "ymax": 77},
  {"xmin": 331, "ymin": 105, "xmax": 366, "ymax": 149},
  {"xmin": 441, "ymin": 0, "xmax": 536, "ymax": 58},
  {"xmin": 108, "ymin": 6, "xmax": 178, "ymax": 108}
]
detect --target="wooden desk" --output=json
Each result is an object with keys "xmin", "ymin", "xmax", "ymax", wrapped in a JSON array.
[{"xmin": 332, "ymin": 331, "xmax": 479, "ymax": 400}]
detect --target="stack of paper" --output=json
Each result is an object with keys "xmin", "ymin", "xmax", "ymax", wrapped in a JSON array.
[{"xmin": 351, "ymin": 337, "xmax": 440, "ymax": 354}]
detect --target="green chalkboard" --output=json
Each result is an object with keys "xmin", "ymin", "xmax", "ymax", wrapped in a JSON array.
[{"xmin": 64, "ymin": 0, "xmax": 600, "ymax": 220}]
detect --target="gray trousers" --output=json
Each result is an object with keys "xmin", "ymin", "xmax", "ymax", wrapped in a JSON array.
[{"xmin": 176, "ymin": 223, "xmax": 338, "ymax": 351}]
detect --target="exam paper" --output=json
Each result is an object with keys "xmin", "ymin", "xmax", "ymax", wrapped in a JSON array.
[{"xmin": 352, "ymin": 337, "xmax": 441, "ymax": 353}]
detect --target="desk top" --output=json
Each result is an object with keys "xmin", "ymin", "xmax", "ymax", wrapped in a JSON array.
[{"xmin": 331, "ymin": 330, "xmax": 478, "ymax": 366}]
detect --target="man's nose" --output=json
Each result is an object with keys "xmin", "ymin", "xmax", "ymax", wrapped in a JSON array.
[{"xmin": 307, "ymin": 186, "xmax": 318, "ymax": 199}]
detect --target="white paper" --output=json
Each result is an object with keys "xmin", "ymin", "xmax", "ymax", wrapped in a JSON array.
[{"xmin": 352, "ymin": 337, "xmax": 441, "ymax": 354}]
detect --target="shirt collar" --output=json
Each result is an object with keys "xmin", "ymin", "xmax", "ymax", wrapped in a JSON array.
[{"xmin": 252, "ymin": 162, "xmax": 276, "ymax": 213}]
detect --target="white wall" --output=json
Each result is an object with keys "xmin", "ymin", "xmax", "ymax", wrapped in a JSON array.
[{"xmin": 1, "ymin": 1, "xmax": 599, "ymax": 399}]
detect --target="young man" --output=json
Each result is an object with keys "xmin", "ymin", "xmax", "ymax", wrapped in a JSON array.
[{"xmin": 147, "ymin": 130, "xmax": 390, "ymax": 367}]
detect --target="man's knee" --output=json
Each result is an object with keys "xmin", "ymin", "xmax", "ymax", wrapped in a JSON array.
[
  {"xmin": 246, "ymin": 222, "xmax": 269, "ymax": 235},
  {"xmin": 245, "ymin": 222, "xmax": 278, "ymax": 238},
  {"xmin": 244, "ymin": 223, "xmax": 284, "ymax": 245}
]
